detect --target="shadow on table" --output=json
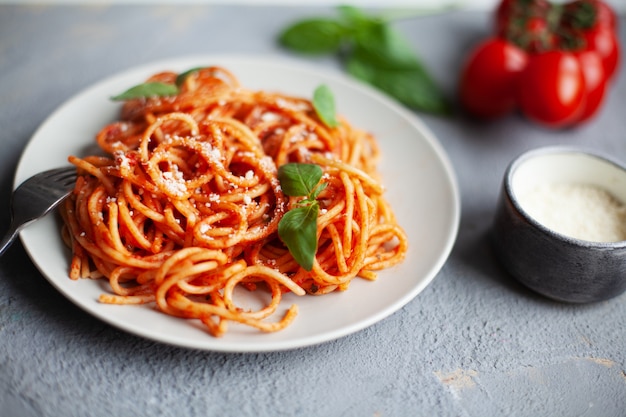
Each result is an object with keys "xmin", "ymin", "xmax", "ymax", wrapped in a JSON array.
[
  {"xmin": 0, "ymin": 160, "xmax": 17, "ymax": 235},
  {"xmin": 453, "ymin": 203, "xmax": 547, "ymax": 302}
]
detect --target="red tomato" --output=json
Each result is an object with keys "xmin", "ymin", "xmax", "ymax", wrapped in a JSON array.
[
  {"xmin": 459, "ymin": 38, "xmax": 528, "ymax": 119},
  {"xmin": 517, "ymin": 51, "xmax": 586, "ymax": 128},
  {"xmin": 495, "ymin": 0, "xmax": 554, "ymax": 51},
  {"xmin": 573, "ymin": 49, "xmax": 607, "ymax": 122},
  {"xmin": 595, "ymin": 0, "xmax": 618, "ymax": 30},
  {"xmin": 562, "ymin": 0, "xmax": 617, "ymax": 30},
  {"xmin": 583, "ymin": 26, "xmax": 620, "ymax": 80},
  {"xmin": 519, "ymin": 16, "xmax": 559, "ymax": 52},
  {"xmin": 494, "ymin": 0, "xmax": 515, "ymax": 35}
]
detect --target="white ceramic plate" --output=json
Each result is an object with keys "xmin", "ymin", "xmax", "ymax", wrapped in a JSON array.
[{"xmin": 15, "ymin": 56, "xmax": 460, "ymax": 352}]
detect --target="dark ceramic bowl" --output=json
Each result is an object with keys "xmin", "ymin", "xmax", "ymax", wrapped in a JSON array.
[{"xmin": 492, "ymin": 146, "xmax": 626, "ymax": 303}]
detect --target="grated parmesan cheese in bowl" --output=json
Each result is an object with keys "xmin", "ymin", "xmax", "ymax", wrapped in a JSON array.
[{"xmin": 518, "ymin": 183, "xmax": 626, "ymax": 243}]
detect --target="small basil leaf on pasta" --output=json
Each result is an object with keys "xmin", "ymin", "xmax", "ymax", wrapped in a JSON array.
[
  {"xmin": 278, "ymin": 162, "xmax": 327, "ymax": 270},
  {"xmin": 313, "ymin": 85, "xmax": 340, "ymax": 128},
  {"xmin": 278, "ymin": 204, "xmax": 319, "ymax": 271},
  {"xmin": 111, "ymin": 82, "xmax": 179, "ymax": 101},
  {"xmin": 278, "ymin": 163, "xmax": 324, "ymax": 197},
  {"xmin": 175, "ymin": 67, "xmax": 207, "ymax": 86}
]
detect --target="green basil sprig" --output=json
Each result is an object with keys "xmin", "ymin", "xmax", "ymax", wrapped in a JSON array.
[
  {"xmin": 278, "ymin": 5, "xmax": 450, "ymax": 115},
  {"xmin": 277, "ymin": 163, "xmax": 328, "ymax": 271},
  {"xmin": 110, "ymin": 67, "xmax": 207, "ymax": 101}
]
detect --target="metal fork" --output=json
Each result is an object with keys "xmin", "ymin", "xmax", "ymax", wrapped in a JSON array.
[{"xmin": 0, "ymin": 166, "xmax": 77, "ymax": 257}]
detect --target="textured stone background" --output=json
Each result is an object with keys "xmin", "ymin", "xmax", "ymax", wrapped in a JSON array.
[{"xmin": 1, "ymin": 5, "xmax": 625, "ymax": 417}]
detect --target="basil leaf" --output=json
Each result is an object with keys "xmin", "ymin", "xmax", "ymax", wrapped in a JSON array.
[
  {"xmin": 313, "ymin": 84, "xmax": 340, "ymax": 128},
  {"xmin": 278, "ymin": 163, "xmax": 323, "ymax": 197},
  {"xmin": 353, "ymin": 22, "xmax": 420, "ymax": 70},
  {"xmin": 337, "ymin": 5, "xmax": 380, "ymax": 32},
  {"xmin": 337, "ymin": 5, "xmax": 370, "ymax": 23},
  {"xmin": 175, "ymin": 66, "xmax": 206, "ymax": 86},
  {"xmin": 278, "ymin": 204, "xmax": 319, "ymax": 271},
  {"xmin": 111, "ymin": 82, "xmax": 179, "ymax": 101},
  {"xmin": 346, "ymin": 50, "xmax": 450, "ymax": 115},
  {"xmin": 278, "ymin": 18, "xmax": 346, "ymax": 54}
]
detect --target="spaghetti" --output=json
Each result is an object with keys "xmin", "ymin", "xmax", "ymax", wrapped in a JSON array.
[{"xmin": 61, "ymin": 66, "xmax": 408, "ymax": 337}]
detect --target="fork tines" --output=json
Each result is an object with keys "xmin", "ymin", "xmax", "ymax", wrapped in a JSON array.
[{"xmin": 45, "ymin": 167, "xmax": 78, "ymax": 186}]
